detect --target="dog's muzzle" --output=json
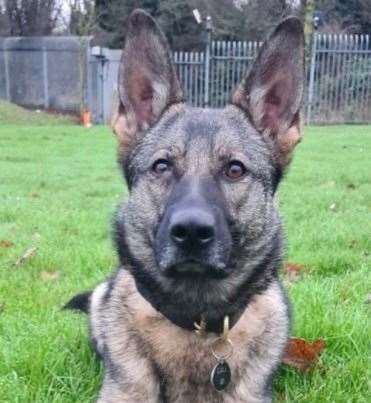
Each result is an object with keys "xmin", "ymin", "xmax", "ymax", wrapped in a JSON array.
[
  {"xmin": 169, "ymin": 207, "xmax": 215, "ymax": 252},
  {"xmin": 155, "ymin": 178, "xmax": 232, "ymax": 276}
]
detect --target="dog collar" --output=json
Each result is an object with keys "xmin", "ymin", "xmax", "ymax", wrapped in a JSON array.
[
  {"xmin": 189, "ymin": 309, "xmax": 243, "ymax": 334},
  {"xmin": 157, "ymin": 306, "xmax": 245, "ymax": 335},
  {"xmin": 194, "ymin": 315, "xmax": 231, "ymax": 338}
]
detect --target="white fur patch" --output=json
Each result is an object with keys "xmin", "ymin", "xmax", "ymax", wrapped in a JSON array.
[{"xmin": 90, "ymin": 281, "xmax": 108, "ymax": 355}]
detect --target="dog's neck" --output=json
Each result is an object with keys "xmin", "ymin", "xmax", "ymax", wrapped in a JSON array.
[
  {"xmin": 135, "ymin": 280, "xmax": 246, "ymax": 334},
  {"xmin": 132, "ymin": 265, "xmax": 276, "ymax": 335}
]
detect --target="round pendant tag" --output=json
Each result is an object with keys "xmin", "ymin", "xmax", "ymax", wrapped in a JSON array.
[{"xmin": 210, "ymin": 360, "xmax": 231, "ymax": 391}]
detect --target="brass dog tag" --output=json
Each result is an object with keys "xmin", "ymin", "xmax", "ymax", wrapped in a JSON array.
[{"xmin": 210, "ymin": 360, "xmax": 231, "ymax": 391}]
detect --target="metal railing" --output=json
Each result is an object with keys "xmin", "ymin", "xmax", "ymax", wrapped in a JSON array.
[
  {"xmin": 307, "ymin": 33, "xmax": 371, "ymax": 123},
  {"xmin": 172, "ymin": 35, "xmax": 371, "ymax": 124},
  {"xmin": 1, "ymin": 34, "xmax": 370, "ymax": 124},
  {"xmin": 173, "ymin": 41, "xmax": 260, "ymax": 108}
]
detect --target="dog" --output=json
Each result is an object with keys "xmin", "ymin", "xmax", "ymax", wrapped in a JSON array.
[{"xmin": 65, "ymin": 9, "xmax": 304, "ymax": 403}]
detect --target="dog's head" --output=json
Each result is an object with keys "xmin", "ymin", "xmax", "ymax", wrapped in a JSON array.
[{"xmin": 112, "ymin": 10, "xmax": 304, "ymax": 327}]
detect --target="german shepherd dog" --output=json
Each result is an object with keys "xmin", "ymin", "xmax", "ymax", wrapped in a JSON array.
[{"xmin": 66, "ymin": 9, "xmax": 304, "ymax": 403}]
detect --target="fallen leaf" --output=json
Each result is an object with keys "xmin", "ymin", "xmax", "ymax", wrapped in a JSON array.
[
  {"xmin": 40, "ymin": 271, "xmax": 60, "ymax": 282},
  {"xmin": 348, "ymin": 240, "xmax": 357, "ymax": 249},
  {"xmin": 15, "ymin": 247, "xmax": 37, "ymax": 266},
  {"xmin": 283, "ymin": 262, "xmax": 305, "ymax": 283},
  {"xmin": 0, "ymin": 240, "xmax": 14, "ymax": 248},
  {"xmin": 276, "ymin": 392, "xmax": 285, "ymax": 401},
  {"xmin": 32, "ymin": 232, "xmax": 41, "ymax": 241},
  {"xmin": 320, "ymin": 180, "xmax": 335, "ymax": 188},
  {"xmin": 339, "ymin": 288, "xmax": 349, "ymax": 303},
  {"xmin": 329, "ymin": 203, "xmax": 337, "ymax": 211},
  {"xmin": 282, "ymin": 337, "xmax": 325, "ymax": 372},
  {"xmin": 28, "ymin": 192, "xmax": 40, "ymax": 198}
]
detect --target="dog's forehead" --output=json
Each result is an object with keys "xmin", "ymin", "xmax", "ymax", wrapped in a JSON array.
[
  {"xmin": 151, "ymin": 105, "xmax": 259, "ymax": 152},
  {"xmin": 136, "ymin": 104, "xmax": 273, "ymax": 178},
  {"xmin": 182, "ymin": 108, "xmax": 223, "ymax": 137}
]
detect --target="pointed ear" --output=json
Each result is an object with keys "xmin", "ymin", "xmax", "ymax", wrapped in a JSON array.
[
  {"xmin": 232, "ymin": 17, "xmax": 305, "ymax": 167},
  {"xmin": 111, "ymin": 9, "xmax": 183, "ymax": 159}
]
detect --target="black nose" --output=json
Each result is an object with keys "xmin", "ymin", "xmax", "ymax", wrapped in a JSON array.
[{"xmin": 169, "ymin": 208, "xmax": 215, "ymax": 249}]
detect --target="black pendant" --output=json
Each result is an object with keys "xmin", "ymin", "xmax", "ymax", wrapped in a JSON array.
[{"xmin": 210, "ymin": 360, "xmax": 231, "ymax": 391}]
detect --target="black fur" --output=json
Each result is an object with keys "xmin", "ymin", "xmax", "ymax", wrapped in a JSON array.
[{"xmin": 64, "ymin": 291, "xmax": 92, "ymax": 313}]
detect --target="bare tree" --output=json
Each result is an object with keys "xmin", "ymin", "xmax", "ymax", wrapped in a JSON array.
[
  {"xmin": 5, "ymin": 0, "xmax": 62, "ymax": 36},
  {"xmin": 67, "ymin": 0, "xmax": 98, "ymax": 115},
  {"xmin": 69, "ymin": 0, "xmax": 97, "ymax": 36}
]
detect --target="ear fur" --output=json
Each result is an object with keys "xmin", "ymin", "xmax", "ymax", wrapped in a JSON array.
[
  {"xmin": 232, "ymin": 17, "xmax": 305, "ymax": 167},
  {"xmin": 112, "ymin": 9, "xmax": 183, "ymax": 160}
]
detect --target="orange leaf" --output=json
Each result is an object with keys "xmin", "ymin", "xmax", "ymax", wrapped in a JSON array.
[
  {"xmin": 283, "ymin": 262, "xmax": 304, "ymax": 273},
  {"xmin": 0, "ymin": 240, "xmax": 14, "ymax": 248},
  {"xmin": 282, "ymin": 337, "xmax": 325, "ymax": 372},
  {"xmin": 283, "ymin": 262, "xmax": 305, "ymax": 282}
]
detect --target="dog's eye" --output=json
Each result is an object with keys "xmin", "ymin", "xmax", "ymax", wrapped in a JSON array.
[
  {"xmin": 152, "ymin": 159, "xmax": 171, "ymax": 174},
  {"xmin": 224, "ymin": 160, "xmax": 246, "ymax": 180}
]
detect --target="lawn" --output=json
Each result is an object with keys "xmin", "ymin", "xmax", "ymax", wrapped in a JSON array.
[
  {"xmin": 0, "ymin": 121, "xmax": 370, "ymax": 402},
  {"xmin": 0, "ymin": 101, "xmax": 76, "ymax": 126}
]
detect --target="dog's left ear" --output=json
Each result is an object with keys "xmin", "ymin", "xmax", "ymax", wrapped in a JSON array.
[
  {"xmin": 232, "ymin": 17, "xmax": 304, "ymax": 167},
  {"xmin": 112, "ymin": 9, "xmax": 183, "ymax": 160}
]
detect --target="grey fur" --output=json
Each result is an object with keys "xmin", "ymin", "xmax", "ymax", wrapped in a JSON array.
[{"xmin": 70, "ymin": 9, "xmax": 305, "ymax": 403}]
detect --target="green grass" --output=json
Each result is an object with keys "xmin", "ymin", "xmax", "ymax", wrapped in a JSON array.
[
  {"xmin": 0, "ymin": 101, "xmax": 76, "ymax": 126},
  {"xmin": 0, "ymin": 123, "xmax": 370, "ymax": 402}
]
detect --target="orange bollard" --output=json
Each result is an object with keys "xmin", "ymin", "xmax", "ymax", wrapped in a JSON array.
[{"xmin": 81, "ymin": 110, "xmax": 92, "ymax": 128}]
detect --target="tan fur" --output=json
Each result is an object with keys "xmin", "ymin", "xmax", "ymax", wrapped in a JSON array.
[
  {"xmin": 226, "ymin": 98, "xmax": 302, "ymax": 167},
  {"xmin": 91, "ymin": 271, "xmax": 288, "ymax": 403},
  {"xmin": 110, "ymin": 93, "xmax": 139, "ymax": 161},
  {"xmin": 275, "ymin": 123, "xmax": 302, "ymax": 166},
  {"xmin": 111, "ymin": 97, "xmax": 186, "ymax": 163}
]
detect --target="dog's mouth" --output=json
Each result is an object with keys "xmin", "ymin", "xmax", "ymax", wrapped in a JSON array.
[{"xmin": 164, "ymin": 259, "xmax": 229, "ymax": 279}]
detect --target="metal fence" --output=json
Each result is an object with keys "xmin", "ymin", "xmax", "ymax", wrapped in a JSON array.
[
  {"xmin": 92, "ymin": 34, "xmax": 371, "ymax": 124},
  {"xmin": 173, "ymin": 42, "xmax": 261, "ymax": 108},
  {"xmin": 209, "ymin": 40, "xmax": 261, "ymax": 108},
  {"xmin": 0, "ymin": 36, "xmax": 92, "ymax": 114},
  {"xmin": 307, "ymin": 34, "xmax": 371, "ymax": 123},
  {"xmin": 0, "ymin": 34, "xmax": 370, "ymax": 124}
]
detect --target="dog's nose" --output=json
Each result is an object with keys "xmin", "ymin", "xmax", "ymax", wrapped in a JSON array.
[{"xmin": 169, "ymin": 208, "xmax": 215, "ymax": 249}]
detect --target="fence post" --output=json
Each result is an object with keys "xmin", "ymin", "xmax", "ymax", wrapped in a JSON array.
[
  {"xmin": 86, "ymin": 37, "xmax": 93, "ymax": 119},
  {"xmin": 42, "ymin": 44, "xmax": 49, "ymax": 109},
  {"xmin": 204, "ymin": 16, "xmax": 212, "ymax": 107},
  {"xmin": 98, "ymin": 55, "xmax": 105, "ymax": 123},
  {"xmin": 306, "ymin": 33, "xmax": 317, "ymax": 124},
  {"xmin": 3, "ymin": 39, "xmax": 10, "ymax": 101}
]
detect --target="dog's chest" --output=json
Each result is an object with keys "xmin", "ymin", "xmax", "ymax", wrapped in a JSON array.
[
  {"xmin": 154, "ymin": 336, "xmax": 250, "ymax": 402},
  {"xmin": 132, "ymin": 297, "xmax": 274, "ymax": 402},
  {"xmin": 105, "ymin": 273, "xmax": 288, "ymax": 402}
]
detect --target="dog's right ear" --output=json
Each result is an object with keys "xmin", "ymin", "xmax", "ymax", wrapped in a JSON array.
[{"xmin": 111, "ymin": 9, "xmax": 183, "ymax": 160}]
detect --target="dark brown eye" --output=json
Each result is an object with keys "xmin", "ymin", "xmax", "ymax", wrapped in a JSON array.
[
  {"xmin": 152, "ymin": 159, "xmax": 171, "ymax": 174},
  {"xmin": 224, "ymin": 160, "xmax": 246, "ymax": 180}
]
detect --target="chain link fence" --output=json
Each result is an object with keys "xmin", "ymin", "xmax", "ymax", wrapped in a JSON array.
[{"xmin": 0, "ymin": 36, "xmax": 91, "ymax": 114}]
